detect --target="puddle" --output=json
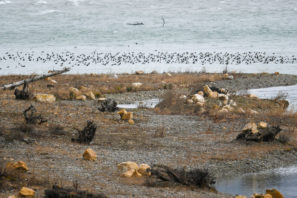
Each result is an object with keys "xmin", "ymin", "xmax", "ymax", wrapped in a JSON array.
[
  {"xmin": 239, "ymin": 84, "xmax": 297, "ymax": 110},
  {"xmin": 117, "ymin": 98, "xmax": 161, "ymax": 109},
  {"xmin": 215, "ymin": 166, "xmax": 297, "ymax": 198}
]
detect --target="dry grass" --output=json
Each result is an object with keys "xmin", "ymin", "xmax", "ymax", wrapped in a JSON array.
[{"xmin": 0, "ymin": 73, "xmax": 227, "ymax": 100}]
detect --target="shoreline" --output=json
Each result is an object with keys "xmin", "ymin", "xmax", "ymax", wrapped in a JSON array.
[{"xmin": 1, "ymin": 72, "xmax": 297, "ymax": 197}]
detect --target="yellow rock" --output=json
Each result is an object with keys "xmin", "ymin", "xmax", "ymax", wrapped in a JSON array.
[
  {"xmin": 258, "ymin": 121, "xmax": 268, "ymax": 129},
  {"xmin": 234, "ymin": 196, "xmax": 246, "ymax": 198},
  {"xmin": 118, "ymin": 161, "xmax": 139, "ymax": 170},
  {"xmin": 34, "ymin": 94, "xmax": 56, "ymax": 103},
  {"xmin": 8, "ymin": 195, "xmax": 16, "ymax": 198},
  {"xmin": 76, "ymin": 95, "xmax": 87, "ymax": 101},
  {"xmin": 128, "ymin": 119, "xmax": 135, "ymax": 125},
  {"xmin": 264, "ymin": 194, "xmax": 273, "ymax": 198},
  {"xmin": 118, "ymin": 109, "xmax": 133, "ymax": 120},
  {"xmin": 6, "ymin": 161, "xmax": 29, "ymax": 172},
  {"xmin": 138, "ymin": 164, "xmax": 151, "ymax": 176},
  {"xmin": 210, "ymin": 91, "xmax": 218, "ymax": 98},
  {"xmin": 242, "ymin": 122, "xmax": 258, "ymax": 134},
  {"xmin": 132, "ymin": 82, "xmax": 143, "ymax": 88},
  {"xmin": 265, "ymin": 189, "xmax": 284, "ymax": 198},
  {"xmin": 83, "ymin": 148, "xmax": 96, "ymax": 161},
  {"xmin": 274, "ymin": 72, "xmax": 280, "ymax": 75},
  {"xmin": 69, "ymin": 87, "xmax": 81, "ymax": 97},
  {"xmin": 203, "ymin": 85, "xmax": 213, "ymax": 97},
  {"xmin": 84, "ymin": 91, "xmax": 96, "ymax": 100},
  {"xmin": 79, "ymin": 86, "xmax": 89, "ymax": 92},
  {"xmin": 19, "ymin": 187, "xmax": 35, "ymax": 197}
]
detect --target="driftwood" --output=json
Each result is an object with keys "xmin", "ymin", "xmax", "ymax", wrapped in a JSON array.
[
  {"xmin": 23, "ymin": 105, "xmax": 47, "ymax": 124},
  {"xmin": 1, "ymin": 67, "xmax": 70, "ymax": 90},
  {"xmin": 72, "ymin": 121, "xmax": 97, "ymax": 144},
  {"xmin": 98, "ymin": 99, "xmax": 118, "ymax": 112},
  {"xmin": 45, "ymin": 185, "xmax": 108, "ymax": 198},
  {"xmin": 14, "ymin": 81, "xmax": 31, "ymax": 100},
  {"xmin": 146, "ymin": 165, "xmax": 215, "ymax": 188},
  {"xmin": 236, "ymin": 126, "xmax": 281, "ymax": 142}
]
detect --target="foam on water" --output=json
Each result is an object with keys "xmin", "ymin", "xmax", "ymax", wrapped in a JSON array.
[{"xmin": 0, "ymin": 0, "xmax": 11, "ymax": 5}]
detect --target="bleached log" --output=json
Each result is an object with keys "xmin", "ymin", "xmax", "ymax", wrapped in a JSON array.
[{"xmin": 1, "ymin": 67, "xmax": 70, "ymax": 90}]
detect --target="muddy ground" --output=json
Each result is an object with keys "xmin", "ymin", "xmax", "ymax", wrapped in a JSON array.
[{"xmin": 0, "ymin": 73, "xmax": 297, "ymax": 198}]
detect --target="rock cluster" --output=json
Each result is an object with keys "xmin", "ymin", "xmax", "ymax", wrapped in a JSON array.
[
  {"xmin": 117, "ymin": 109, "xmax": 134, "ymax": 125},
  {"xmin": 5, "ymin": 161, "xmax": 29, "ymax": 172},
  {"xmin": 117, "ymin": 161, "xmax": 151, "ymax": 177},
  {"xmin": 69, "ymin": 86, "xmax": 96, "ymax": 101},
  {"xmin": 186, "ymin": 85, "xmax": 236, "ymax": 113}
]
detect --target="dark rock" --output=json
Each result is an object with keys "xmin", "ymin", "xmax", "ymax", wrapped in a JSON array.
[{"xmin": 98, "ymin": 99, "xmax": 118, "ymax": 112}]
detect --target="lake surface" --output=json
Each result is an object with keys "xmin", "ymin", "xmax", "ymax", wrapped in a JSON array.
[
  {"xmin": 0, "ymin": 0, "xmax": 297, "ymax": 74},
  {"xmin": 247, "ymin": 84, "xmax": 297, "ymax": 110},
  {"xmin": 215, "ymin": 166, "xmax": 297, "ymax": 198}
]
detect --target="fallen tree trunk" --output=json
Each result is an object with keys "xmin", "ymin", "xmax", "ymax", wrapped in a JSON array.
[{"xmin": 0, "ymin": 67, "xmax": 70, "ymax": 90}]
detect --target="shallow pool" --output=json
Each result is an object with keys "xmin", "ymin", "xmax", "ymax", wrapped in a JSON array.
[{"xmin": 215, "ymin": 166, "xmax": 297, "ymax": 197}]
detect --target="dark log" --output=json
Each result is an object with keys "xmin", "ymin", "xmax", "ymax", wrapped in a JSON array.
[
  {"xmin": 45, "ymin": 185, "xmax": 108, "ymax": 198},
  {"xmin": 72, "ymin": 121, "xmax": 97, "ymax": 144},
  {"xmin": 14, "ymin": 81, "xmax": 31, "ymax": 100},
  {"xmin": 23, "ymin": 105, "xmax": 47, "ymax": 124},
  {"xmin": 1, "ymin": 67, "xmax": 70, "ymax": 90},
  {"xmin": 236, "ymin": 126, "xmax": 281, "ymax": 142},
  {"xmin": 146, "ymin": 165, "xmax": 215, "ymax": 188}
]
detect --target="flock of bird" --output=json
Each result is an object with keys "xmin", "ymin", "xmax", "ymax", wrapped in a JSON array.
[{"xmin": 0, "ymin": 50, "xmax": 296, "ymax": 70}]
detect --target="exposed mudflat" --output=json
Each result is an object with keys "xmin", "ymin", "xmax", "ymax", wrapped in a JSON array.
[{"xmin": 1, "ymin": 73, "xmax": 297, "ymax": 198}]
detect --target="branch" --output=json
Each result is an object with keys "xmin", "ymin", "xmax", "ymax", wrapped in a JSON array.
[{"xmin": 1, "ymin": 67, "xmax": 70, "ymax": 90}]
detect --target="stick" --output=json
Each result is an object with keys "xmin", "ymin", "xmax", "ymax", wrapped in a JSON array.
[{"xmin": 1, "ymin": 67, "xmax": 70, "ymax": 90}]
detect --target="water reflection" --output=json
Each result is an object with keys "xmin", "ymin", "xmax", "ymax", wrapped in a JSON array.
[
  {"xmin": 215, "ymin": 166, "xmax": 297, "ymax": 197},
  {"xmin": 243, "ymin": 84, "xmax": 297, "ymax": 110}
]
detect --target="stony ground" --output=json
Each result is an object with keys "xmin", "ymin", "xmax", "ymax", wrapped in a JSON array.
[{"xmin": 1, "ymin": 73, "xmax": 297, "ymax": 198}]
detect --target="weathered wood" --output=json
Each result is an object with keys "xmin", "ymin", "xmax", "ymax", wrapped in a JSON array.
[{"xmin": 1, "ymin": 67, "xmax": 70, "ymax": 90}]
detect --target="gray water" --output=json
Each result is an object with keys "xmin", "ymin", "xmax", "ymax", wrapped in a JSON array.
[
  {"xmin": 117, "ymin": 98, "xmax": 160, "ymax": 109},
  {"xmin": 0, "ymin": 0, "xmax": 297, "ymax": 74},
  {"xmin": 215, "ymin": 166, "xmax": 297, "ymax": 198}
]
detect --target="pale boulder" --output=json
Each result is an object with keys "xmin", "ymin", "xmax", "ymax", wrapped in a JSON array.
[
  {"xmin": 132, "ymin": 82, "xmax": 143, "ymax": 88},
  {"xmin": 258, "ymin": 121, "xmax": 268, "ymax": 129},
  {"xmin": 179, "ymin": 95, "xmax": 187, "ymax": 99},
  {"xmin": 34, "ymin": 94, "xmax": 56, "ymax": 103},
  {"xmin": 138, "ymin": 164, "xmax": 151, "ymax": 176},
  {"xmin": 83, "ymin": 148, "xmax": 96, "ymax": 161},
  {"xmin": 84, "ymin": 91, "xmax": 96, "ymax": 100},
  {"xmin": 117, "ymin": 161, "xmax": 141, "ymax": 177},
  {"xmin": 19, "ymin": 187, "xmax": 35, "ymax": 197},
  {"xmin": 69, "ymin": 87, "xmax": 81, "ymax": 97},
  {"xmin": 242, "ymin": 122, "xmax": 258, "ymax": 134},
  {"xmin": 79, "ymin": 86, "xmax": 89, "ymax": 92},
  {"xmin": 76, "ymin": 95, "xmax": 87, "ymax": 101},
  {"xmin": 192, "ymin": 94, "xmax": 205, "ymax": 103},
  {"xmin": 218, "ymin": 93, "xmax": 229, "ymax": 101}
]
